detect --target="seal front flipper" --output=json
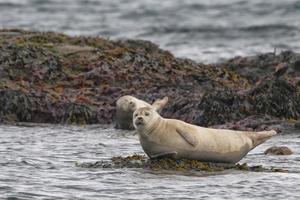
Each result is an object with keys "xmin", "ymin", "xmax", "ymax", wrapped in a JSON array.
[
  {"xmin": 151, "ymin": 97, "xmax": 169, "ymax": 112},
  {"xmin": 176, "ymin": 128, "xmax": 198, "ymax": 147},
  {"xmin": 149, "ymin": 151, "xmax": 177, "ymax": 159}
]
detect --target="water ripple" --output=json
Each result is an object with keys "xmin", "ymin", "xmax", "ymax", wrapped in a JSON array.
[
  {"xmin": 1, "ymin": 0, "xmax": 300, "ymax": 63},
  {"xmin": 0, "ymin": 124, "xmax": 299, "ymax": 199}
]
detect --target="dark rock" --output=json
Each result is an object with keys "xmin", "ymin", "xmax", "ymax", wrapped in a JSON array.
[
  {"xmin": 0, "ymin": 29, "xmax": 300, "ymax": 128},
  {"xmin": 0, "ymin": 90, "xmax": 37, "ymax": 123},
  {"xmin": 76, "ymin": 154, "xmax": 288, "ymax": 173},
  {"xmin": 165, "ymin": 79, "xmax": 300, "ymax": 127},
  {"xmin": 294, "ymin": 60, "xmax": 300, "ymax": 71},
  {"xmin": 264, "ymin": 146, "xmax": 293, "ymax": 155},
  {"xmin": 248, "ymin": 79, "xmax": 300, "ymax": 119},
  {"xmin": 0, "ymin": 44, "xmax": 63, "ymax": 82},
  {"xmin": 221, "ymin": 51, "xmax": 300, "ymax": 85},
  {"xmin": 0, "ymin": 89, "xmax": 106, "ymax": 124},
  {"xmin": 212, "ymin": 115, "xmax": 282, "ymax": 132},
  {"xmin": 273, "ymin": 63, "xmax": 288, "ymax": 78},
  {"xmin": 189, "ymin": 89, "xmax": 247, "ymax": 126}
]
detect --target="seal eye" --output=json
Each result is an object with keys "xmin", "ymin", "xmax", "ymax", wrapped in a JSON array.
[
  {"xmin": 134, "ymin": 114, "xmax": 138, "ymax": 117},
  {"xmin": 129, "ymin": 102, "xmax": 133, "ymax": 105},
  {"xmin": 145, "ymin": 112, "xmax": 150, "ymax": 116}
]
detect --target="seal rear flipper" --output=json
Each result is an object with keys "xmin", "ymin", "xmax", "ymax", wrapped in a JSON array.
[
  {"xmin": 149, "ymin": 151, "xmax": 177, "ymax": 159},
  {"xmin": 176, "ymin": 128, "xmax": 198, "ymax": 147},
  {"xmin": 247, "ymin": 130, "xmax": 277, "ymax": 148}
]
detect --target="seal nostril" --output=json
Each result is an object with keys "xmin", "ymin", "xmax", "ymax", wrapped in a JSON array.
[{"xmin": 138, "ymin": 117, "xmax": 142, "ymax": 120}]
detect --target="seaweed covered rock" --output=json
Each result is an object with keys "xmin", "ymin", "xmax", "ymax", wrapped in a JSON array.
[
  {"xmin": 264, "ymin": 146, "xmax": 293, "ymax": 155},
  {"xmin": 212, "ymin": 115, "xmax": 283, "ymax": 132},
  {"xmin": 248, "ymin": 79, "xmax": 300, "ymax": 119},
  {"xmin": 0, "ymin": 89, "xmax": 106, "ymax": 124},
  {"xmin": 0, "ymin": 29, "xmax": 300, "ymax": 127},
  {"xmin": 295, "ymin": 122, "xmax": 300, "ymax": 129},
  {"xmin": 0, "ymin": 90, "xmax": 36, "ymax": 122},
  {"xmin": 76, "ymin": 154, "xmax": 287, "ymax": 173},
  {"xmin": 0, "ymin": 29, "xmax": 249, "ymax": 125},
  {"xmin": 163, "ymin": 78, "xmax": 300, "ymax": 128},
  {"xmin": 0, "ymin": 44, "xmax": 63, "ymax": 82},
  {"xmin": 221, "ymin": 51, "xmax": 300, "ymax": 85}
]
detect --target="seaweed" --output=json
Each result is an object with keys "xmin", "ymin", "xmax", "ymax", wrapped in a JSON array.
[
  {"xmin": 0, "ymin": 29, "xmax": 300, "ymax": 128},
  {"xmin": 76, "ymin": 154, "xmax": 288, "ymax": 173}
]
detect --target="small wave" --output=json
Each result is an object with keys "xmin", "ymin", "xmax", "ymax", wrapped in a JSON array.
[
  {"xmin": 239, "ymin": 24, "xmax": 298, "ymax": 32},
  {"xmin": 148, "ymin": 26, "xmax": 229, "ymax": 34},
  {"xmin": 0, "ymin": 0, "xmax": 26, "ymax": 7},
  {"xmin": 148, "ymin": 23, "xmax": 298, "ymax": 35}
]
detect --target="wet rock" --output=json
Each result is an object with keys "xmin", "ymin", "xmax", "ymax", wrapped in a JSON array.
[
  {"xmin": 0, "ymin": 29, "xmax": 300, "ymax": 128},
  {"xmin": 295, "ymin": 122, "xmax": 300, "ymax": 129},
  {"xmin": 0, "ymin": 44, "xmax": 63, "ymax": 82},
  {"xmin": 176, "ymin": 89, "xmax": 247, "ymax": 126},
  {"xmin": 0, "ymin": 90, "xmax": 37, "ymax": 123},
  {"xmin": 76, "ymin": 154, "xmax": 288, "ymax": 173},
  {"xmin": 294, "ymin": 60, "xmax": 300, "ymax": 71},
  {"xmin": 264, "ymin": 146, "xmax": 293, "ymax": 155},
  {"xmin": 212, "ymin": 115, "xmax": 283, "ymax": 132},
  {"xmin": 273, "ymin": 63, "xmax": 289, "ymax": 78},
  {"xmin": 0, "ymin": 29, "xmax": 250, "ymax": 125},
  {"xmin": 221, "ymin": 51, "xmax": 300, "ymax": 85},
  {"xmin": 248, "ymin": 79, "xmax": 300, "ymax": 119},
  {"xmin": 164, "ymin": 79, "xmax": 300, "ymax": 128},
  {"xmin": 0, "ymin": 89, "xmax": 108, "ymax": 124}
]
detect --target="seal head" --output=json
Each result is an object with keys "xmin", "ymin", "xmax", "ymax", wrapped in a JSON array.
[
  {"xmin": 115, "ymin": 95, "xmax": 168, "ymax": 130},
  {"xmin": 116, "ymin": 95, "xmax": 139, "ymax": 112},
  {"xmin": 133, "ymin": 107, "xmax": 160, "ymax": 133}
]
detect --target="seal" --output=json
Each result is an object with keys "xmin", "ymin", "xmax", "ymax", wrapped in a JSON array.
[
  {"xmin": 133, "ymin": 107, "xmax": 277, "ymax": 163},
  {"xmin": 115, "ymin": 95, "xmax": 168, "ymax": 130}
]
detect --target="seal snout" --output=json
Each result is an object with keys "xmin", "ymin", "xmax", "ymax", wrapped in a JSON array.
[{"xmin": 134, "ymin": 116, "xmax": 144, "ymax": 127}]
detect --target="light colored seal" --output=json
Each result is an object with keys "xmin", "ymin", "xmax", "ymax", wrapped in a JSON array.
[
  {"xmin": 115, "ymin": 95, "xmax": 168, "ymax": 130},
  {"xmin": 133, "ymin": 107, "xmax": 277, "ymax": 163}
]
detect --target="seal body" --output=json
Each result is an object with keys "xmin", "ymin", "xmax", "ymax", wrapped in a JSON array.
[
  {"xmin": 133, "ymin": 107, "xmax": 277, "ymax": 163},
  {"xmin": 115, "ymin": 95, "xmax": 168, "ymax": 130}
]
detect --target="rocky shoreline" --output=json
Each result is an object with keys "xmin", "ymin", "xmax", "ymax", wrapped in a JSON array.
[{"xmin": 1, "ymin": 29, "xmax": 300, "ymax": 132}]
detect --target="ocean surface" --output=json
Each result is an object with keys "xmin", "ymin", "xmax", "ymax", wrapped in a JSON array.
[
  {"xmin": 0, "ymin": 0, "xmax": 300, "ymax": 63},
  {"xmin": 0, "ymin": 125, "xmax": 299, "ymax": 200},
  {"xmin": 1, "ymin": 1, "xmax": 300, "ymax": 199}
]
